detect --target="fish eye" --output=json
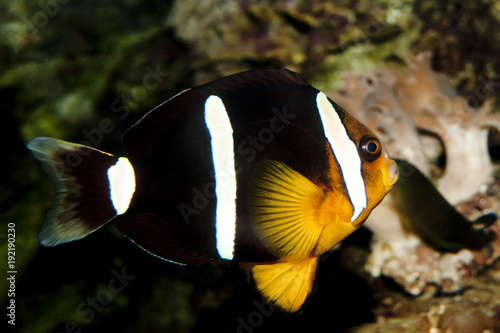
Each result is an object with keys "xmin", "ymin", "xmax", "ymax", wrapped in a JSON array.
[{"xmin": 359, "ymin": 136, "xmax": 382, "ymax": 162}]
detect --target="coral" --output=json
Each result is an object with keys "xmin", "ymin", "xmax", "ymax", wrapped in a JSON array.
[
  {"xmin": 333, "ymin": 52, "xmax": 500, "ymax": 203},
  {"xmin": 166, "ymin": 0, "xmax": 416, "ymax": 82},
  {"xmin": 393, "ymin": 53, "xmax": 500, "ymax": 204},
  {"xmin": 349, "ymin": 263, "xmax": 500, "ymax": 333},
  {"xmin": 329, "ymin": 52, "xmax": 500, "ymax": 295},
  {"xmin": 366, "ymin": 228, "xmax": 500, "ymax": 295},
  {"xmin": 412, "ymin": 0, "xmax": 500, "ymax": 85}
]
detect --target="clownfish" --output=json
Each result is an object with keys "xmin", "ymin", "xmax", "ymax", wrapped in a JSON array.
[
  {"xmin": 392, "ymin": 159, "xmax": 496, "ymax": 253},
  {"xmin": 27, "ymin": 68, "xmax": 398, "ymax": 312}
]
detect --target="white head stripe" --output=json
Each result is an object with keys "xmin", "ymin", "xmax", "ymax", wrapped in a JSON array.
[
  {"xmin": 204, "ymin": 95, "xmax": 237, "ymax": 260},
  {"xmin": 108, "ymin": 157, "xmax": 136, "ymax": 215},
  {"xmin": 316, "ymin": 92, "xmax": 367, "ymax": 222}
]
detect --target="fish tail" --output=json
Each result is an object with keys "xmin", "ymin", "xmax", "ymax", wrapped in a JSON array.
[
  {"xmin": 27, "ymin": 137, "xmax": 136, "ymax": 247},
  {"xmin": 251, "ymin": 256, "xmax": 318, "ymax": 312}
]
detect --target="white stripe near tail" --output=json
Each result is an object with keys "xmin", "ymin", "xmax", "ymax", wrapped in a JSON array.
[{"xmin": 107, "ymin": 157, "xmax": 136, "ymax": 215}]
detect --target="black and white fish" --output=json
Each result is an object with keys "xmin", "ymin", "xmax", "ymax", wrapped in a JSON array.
[{"xmin": 27, "ymin": 68, "xmax": 398, "ymax": 312}]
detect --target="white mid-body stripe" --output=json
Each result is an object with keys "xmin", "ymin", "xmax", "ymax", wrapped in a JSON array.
[
  {"xmin": 316, "ymin": 92, "xmax": 367, "ymax": 222},
  {"xmin": 204, "ymin": 95, "xmax": 237, "ymax": 260},
  {"xmin": 108, "ymin": 157, "xmax": 136, "ymax": 215}
]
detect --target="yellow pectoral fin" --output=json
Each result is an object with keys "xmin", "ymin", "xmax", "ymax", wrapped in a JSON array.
[
  {"xmin": 252, "ymin": 257, "xmax": 318, "ymax": 312},
  {"xmin": 249, "ymin": 160, "xmax": 325, "ymax": 261}
]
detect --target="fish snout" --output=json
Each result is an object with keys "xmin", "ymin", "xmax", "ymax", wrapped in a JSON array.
[{"xmin": 384, "ymin": 160, "xmax": 399, "ymax": 189}]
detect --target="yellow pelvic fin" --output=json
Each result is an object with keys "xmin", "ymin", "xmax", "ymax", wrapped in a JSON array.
[
  {"xmin": 249, "ymin": 160, "xmax": 325, "ymax": 261},
  {"xmin": 252, "ymin": 257, "xmax": 318, "ymax": 312}
]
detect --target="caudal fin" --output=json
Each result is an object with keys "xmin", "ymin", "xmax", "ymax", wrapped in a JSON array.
[{"xmin": 27, "ymin": 137, "xmax": 136, "ymax": 246}]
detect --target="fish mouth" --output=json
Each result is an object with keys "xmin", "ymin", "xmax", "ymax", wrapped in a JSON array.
[{"xmin": 384, "ymin": 160, "xmax": 399, "ymax": 189}]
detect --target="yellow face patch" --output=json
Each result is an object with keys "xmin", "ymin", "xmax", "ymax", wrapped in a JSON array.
[
  {"xmin": 356, "ymin": 142, "xmax": 398, "ymax": 226},
  {"xmin": 326, "ymin": 109, "xmax": 398, "ymax": 226}
]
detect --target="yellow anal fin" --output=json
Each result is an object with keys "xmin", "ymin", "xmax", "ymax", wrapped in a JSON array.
[
  {"xmin": 249, "ymin": 159, "xmax": 325, "ymax": 261},
  {"xmin": 252, "ymin": 257, "xmax": 318, "ymax": 312}
]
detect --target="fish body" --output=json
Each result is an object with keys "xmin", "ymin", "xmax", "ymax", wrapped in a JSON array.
[
  {"xmin": 28, "ymin": 68, "xmax": 398, "ymax": 312},
  {"xmin": 392, "ymin": 159, "xmax": 496, "ymax": 252}
]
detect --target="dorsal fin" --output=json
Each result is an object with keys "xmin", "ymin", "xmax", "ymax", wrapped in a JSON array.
[
  {"xmin": 195, "ymin": 68, "xmax": 310, "ymax": 93},
  {"xmin": 122, "ymin": 68, "xmax": 313, "ymax": 160}
]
